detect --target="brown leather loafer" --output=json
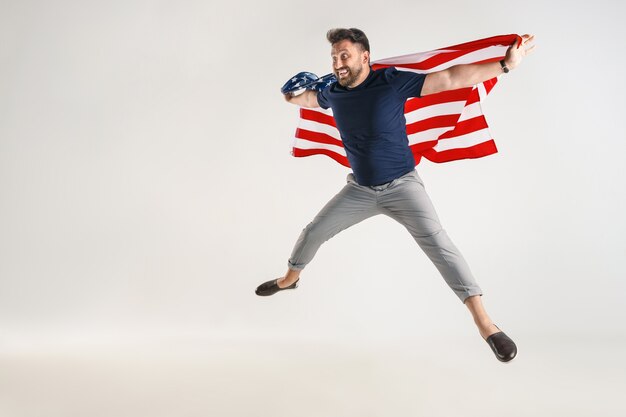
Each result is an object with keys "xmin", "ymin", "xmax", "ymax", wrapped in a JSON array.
[
  {"xmin": 485, "ymin": 325, "xmax": 517, "ymax": 362},
  {"xmin": 255, "ymin": 278, "xmax": 299, "ymax": 296}
]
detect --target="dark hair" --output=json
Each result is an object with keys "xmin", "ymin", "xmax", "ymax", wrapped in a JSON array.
[{"xmin": 326, "ymin": 28, "xmax": 370, "ymax": 54}]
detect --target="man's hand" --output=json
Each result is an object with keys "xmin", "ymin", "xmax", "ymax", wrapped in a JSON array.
[
  {"xmin": 284, "ymin": 93, "xmax": 294, "ymax": 103},
  {"xmin": 283, "ymin": 90, "xmax": 320, "ymax": 108},
  {"xmin": 504, "ymin": 34, "xmax": 536, "ymax": 70}
]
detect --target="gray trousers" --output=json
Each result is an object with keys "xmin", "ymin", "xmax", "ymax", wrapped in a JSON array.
[{"xmin": 288, "ymin": 169, "xmax": 482, "ymax": 303}]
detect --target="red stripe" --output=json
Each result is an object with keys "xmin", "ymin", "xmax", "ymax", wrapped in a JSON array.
[
  {"xmin": 406, "ymin": 114, "xmax": 459, "ymax": 135},
  {"xmin": 465, "ymin": 57, "xmax": 503, "ymax": 66},
  {"xmin": 465, "ymin": 88, "xmax": 481, "ymax": 105},
  {"xmin": 404, "ymin": 88, "xmax": 473, "ymax": 111},
  {"xmin": 301, "ymin": 108, "xmax": 336, "ymax": 127},
  {"xmin": 295, "ymin": 128, "xmax": 343, "ymax": 147},
  {"xmin": 420, "ymin": 140, "xmax": 498, "ymax": 163},
  {"xmin": 411, "ymin": 139, "xmax": 440, "ymax": 153},
  {"xmin": 292, "ymin": 147, "xmax": 350, "ymax": 167},
  {"xmin": 483, "ymin": 77, "xmax": 498, "ymax": 94}
]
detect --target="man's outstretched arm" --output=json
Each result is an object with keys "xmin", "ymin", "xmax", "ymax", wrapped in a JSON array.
[
  {"xmin": 421, "ymin": 34, "xmax": 536, "ymax": 96},
  {"xmin": 283, "ymin": 90, "xmax": 320, "ymax": 108}
]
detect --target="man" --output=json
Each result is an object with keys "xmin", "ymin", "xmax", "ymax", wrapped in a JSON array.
[{"xmin": 256, "ymin": 28, "xmax": 535, "ymax": 362}]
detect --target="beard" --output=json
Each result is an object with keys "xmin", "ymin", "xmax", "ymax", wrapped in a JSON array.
[{"xmin": 335, "ymin": 63, "xmax": 364, "ymax": 87}]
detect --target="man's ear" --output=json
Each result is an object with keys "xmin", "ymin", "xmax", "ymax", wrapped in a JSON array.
[{"xmin": 363, "ymin": 50, "xmax": 370, "ymax": 64}]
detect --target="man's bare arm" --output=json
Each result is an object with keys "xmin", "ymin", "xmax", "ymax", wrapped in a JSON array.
[
  {"xmin": 284, "ymin": 90, "xmax": 320, "ymax": 108},
  {"xmin": 421, "ymin": 34, "xmax": 535, "ymax": 96}
]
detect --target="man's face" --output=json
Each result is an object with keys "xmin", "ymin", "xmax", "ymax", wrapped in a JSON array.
[{"xmin": 331, "ymin": 40, "xmax": 369, "ymax": 88}]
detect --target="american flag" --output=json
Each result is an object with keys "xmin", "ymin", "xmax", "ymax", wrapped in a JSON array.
[{"xmin": 291, "ymin": 34, "xmax": 522, "ymax": 167}]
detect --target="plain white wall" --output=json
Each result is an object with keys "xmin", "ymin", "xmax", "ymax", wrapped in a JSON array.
[{"xmin": 1, "ymin": 0, "xmax": 625, "ymax": 349}]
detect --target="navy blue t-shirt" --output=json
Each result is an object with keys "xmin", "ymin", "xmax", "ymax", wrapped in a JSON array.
[{"xmin": 317, "ymin": 66, "xmax": 426, "ymax": 186}]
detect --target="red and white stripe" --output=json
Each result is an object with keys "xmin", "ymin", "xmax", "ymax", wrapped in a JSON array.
[{"xmin": 291, "ymin": 34, "xmax": 522, "ymax": 167}]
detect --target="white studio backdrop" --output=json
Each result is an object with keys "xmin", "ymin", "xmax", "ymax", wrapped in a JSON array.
[{"xmin": 1, "ymin": 0, "xmax": 625, "ymax": 350}]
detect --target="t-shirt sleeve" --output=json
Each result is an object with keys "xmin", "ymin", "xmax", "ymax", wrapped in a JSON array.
[
  {"xmin": 384, "ymin": 66, "xmax": 426, "ymax": 99},
  {"xmin": 316, "ymin": 86, "xmax": 331, "ymax": 109}
]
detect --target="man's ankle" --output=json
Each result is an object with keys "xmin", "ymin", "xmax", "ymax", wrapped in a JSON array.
[
  {"xmin": 475, "ymin": 319, "xmax": 494, "ymax": 330},
  {"xmin": 278, "ymin": 277, "xmax": 297, "ymax": 288}
]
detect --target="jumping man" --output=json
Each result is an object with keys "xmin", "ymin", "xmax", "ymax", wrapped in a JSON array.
[{"xmin": 256, "ymin": 28, "xmax": 535, "ymax": 362}]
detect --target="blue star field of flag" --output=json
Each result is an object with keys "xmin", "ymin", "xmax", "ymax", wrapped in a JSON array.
[{"xmin": 281, "ymin": 72, "xmax": 337, "ymax": 94}]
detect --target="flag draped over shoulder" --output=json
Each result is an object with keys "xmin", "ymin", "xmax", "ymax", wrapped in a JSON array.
[{"xmin": 291, "ymin": 34, "xmax": 522, "ymax": 167}]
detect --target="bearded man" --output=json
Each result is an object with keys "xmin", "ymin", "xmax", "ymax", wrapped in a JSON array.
[{"xmin": 256, "ymin": 28, "xmax": 535, "ymax": 362}]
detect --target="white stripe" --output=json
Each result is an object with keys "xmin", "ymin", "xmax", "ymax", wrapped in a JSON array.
[
  {"xmin": 297, "ymin": 118, "xmax": 340, "ymax": 140},
  {"xmin": 477, "ymin": 82, "xmax": 487, "ymax": 102},
  {"xmin": 404, "ymin": 101, "xmax": 465, "ymax": 124},
  {"xmin": 407, "ymin": 127, "xmax": 454, "ymax": 145},
  {"xmin": 457, "ymin": 101, "xmax": 484, "ymax": 122},
  {"xmin": 307, "ymin": 106, "xmax": 334, "ymax": 116},
  {"xmin": 372, "ymin": 49, "xmax": 457, "ymax": 65},
  {"xmin": 293, "ymin": 138, "xmax": 347, "ymax": 156},
  {"xmin": 433, "ymin": 128, "xmax": 492, "ymax": 151}
]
